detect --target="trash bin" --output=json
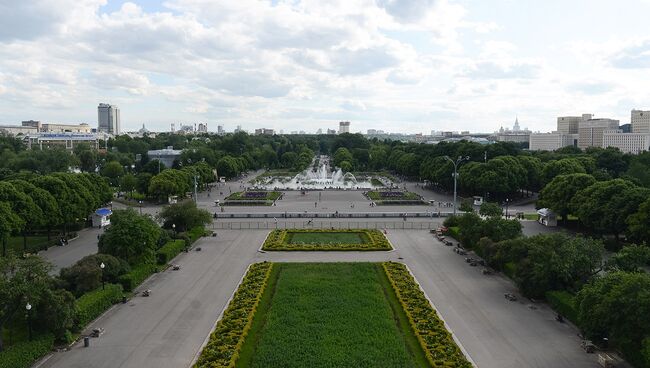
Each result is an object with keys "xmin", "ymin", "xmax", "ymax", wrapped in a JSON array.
[
  {"xmin": 84, "ymin": 336, "xmax": 90, "ymax": 347},
  {"xmin": 122, "ymin": 296, "xmax": 127, "ymax": 304}
]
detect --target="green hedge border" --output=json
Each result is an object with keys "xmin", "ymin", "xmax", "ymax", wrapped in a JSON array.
[
  {"xmin": 225, "ymin": 191, "xmax": 282, "ymax": 201},
  {"xmin": 75, "ymin": 284, "xmax": 124, "ymax": 328},
  {"xmin": 156, "ymin": 240, "xmax": 186, "ymax": 265},
  {"xmin": 545, "ymin": 290, "xmax": 578, "ymax": 325},
  {"xmin": 118, "ymin": 263, "xmax": 158, "ymax": 292},
  {"xmin": 194, "ymin": 262, "xmax": 273, "ymax": 368},
  {"xmin": 261, "ymin": 229, "xmax": 393, "ymax": 251},
  {"xmin": 0, "ymin": 334, "xmax": 54, "ymax": 368},
  {"xmin": 383, "ymin": 262, "xmax": 472, "ymax": 368}
]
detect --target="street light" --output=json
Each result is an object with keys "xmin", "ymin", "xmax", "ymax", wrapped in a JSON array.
[
  {"xmin": 505, "ymin": 198, "xmax": 510, "ymax": 219},
  {"xmin": 100, "ymin": 262, "xmax": 105, "ymax": 290},
  {"xmin": 139, "ymin": 200, "xmax": 143, "ymax": 215},
  {"xmin": 172, "ymin": 223, "xmax": 176, "ymax": 238},
  {"xmin": 25, "ymin": 302, "xmax": 32, "ymax": 341},
  {"xmin": 444, "ymin": 155, "xmax": 470, "ymax": 216}
]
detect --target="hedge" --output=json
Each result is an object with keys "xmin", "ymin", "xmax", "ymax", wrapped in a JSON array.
[
  {"xmin": 383, "ymin": 262, "xmax": 471, "ymax": 367},
  {"xmin": 261, "ymin": 229, "xmax": 392, "ymax": 251},
  {"xmin": 195, "ymin": 262, "xmax": 273, "ymax": 368},
  {"xmin": 156, "ymin": 240, "xmax": 186, "ymax": 265},
  {"xmin": 545, "ymin": 290, "xmax": 578, "ymax": 324},
  {"xmin": 118, "ymin": 263, "xmax": 158, "ymax": 291},
  {"xmin": 187, "ymin": 226, "xmax": 206, "ymax": 245},
  {"xmin": 75, "ymin": 283, "xmax": 123, "ymax": 328},
  {"xmin": 0, "ymin": 334, "xmax": 54, "ymax": 368}
]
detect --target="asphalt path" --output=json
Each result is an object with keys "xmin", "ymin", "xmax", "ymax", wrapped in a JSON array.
[
  {"xmin": 39, "ymin": 227, "xmax": 102, "ymax": 274},
  {"xmin": 38, "ymin": 229, "xmax": 599, "ymax": 368}
]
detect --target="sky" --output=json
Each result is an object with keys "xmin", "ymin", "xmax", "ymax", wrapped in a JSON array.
[{"xmin": 1, "ymin": 0, "xmax": 650, "ymax": 134}]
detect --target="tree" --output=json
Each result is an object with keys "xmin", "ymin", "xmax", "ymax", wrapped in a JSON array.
[
  {"xmin": 59, "ymin": 254, "xmax": 130, "ymax": 296},
  {"xmin": 572, "ymin": 179, "xmax": 649, "ymax": 240},
  {"xmin": 627, "ymin": 198, "xmax": 650, "ymax": 244},
  {"xmin": 98, "ymin": 209, "xmax": 161, "ymax": 265},
  {"xmin": 542, "ymin": 158, "xmax": 586, "ymax": 185},
  {"xmin": 216, "ymin": 156, "xmax": 240, "ymax": 178},
  {"xmin": 504, "ymin": 234, "xmax": 603, "ymax": 298},
  {"xmin": 459, "ymin": 199, "xmax": 474, "ymax": 213},
  {"xmin": 0, "ymin": 182, "xmax": 43, "ymax": 251},
  {"xmin": 119, "ymin": 174, "xmax": 137, "ymax": 198},
  {"xmin": 0, "ymin": 255, "xmax": 54, "ymax": 351},
  {"xmin": 35, "ymin": 288, "xmax": 76, "ymax": 342},
  {"xmin": 537, "ymin": 173, "xmax": 596, "ymax": 224},
  {"xmin": 0, "ymin": 202, "xmax": 23, "ymax": 257},
  {"xmin": 606, "ymin": 245, "xmax": 650, "ymax": 273},
  {"xmin": 148, "ymin": 169, "xmax": 190, "ymax": 201},
  {"xmin": 8, "ymin": 180, "xmax": 62, "ymax": 240},
  {"xmin": 333, "ymin": 147, "xmax": 353, "ymax": 168},
  {"xmin": 77, "ymin": 149, "xmax": 97, "ymax": 173},
  {"xmin": 100, "ymin": 160, "xmax": 124, "ymax": 186},
  {"xmin": 158, "ymin": 201, "xmax": 212, "ymax": 232},
  {"xmin": 576, "ymin": 272, "xmax": 650, "ymax": 365},
  {"xmin": 479, "ymin": 202, "xmax": 502, "ymax": 217}
]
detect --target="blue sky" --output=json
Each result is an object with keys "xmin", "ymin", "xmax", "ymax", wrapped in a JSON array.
[{"xmin": 1, "ymin": 0, "xmax": 649, "ymax": 134}]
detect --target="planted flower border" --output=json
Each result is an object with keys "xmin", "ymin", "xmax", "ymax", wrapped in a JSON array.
[
  {"xmin": 383, "ymin": 262, "xmax": 472, "ymax": 368},
  {"xmin": 262, "ymin": 229, "xmax": 393, "ymax": 251},
  {"xmin": 194, "ymin": 262, "xmax": 273, "ymax": 368},
  {"xmin": 225, "ymin": 191, "xmax": 282, "ymax": 201}
]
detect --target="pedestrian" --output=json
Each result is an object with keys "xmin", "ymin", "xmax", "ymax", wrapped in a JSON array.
[{"xmin": 315, "ymin": 202, "xmax": 317, "ymax": 208}]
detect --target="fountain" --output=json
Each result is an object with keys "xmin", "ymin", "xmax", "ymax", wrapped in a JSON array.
[{"xmin": 254, "ymin": 155, "xmax": 381, "ymax": 190}]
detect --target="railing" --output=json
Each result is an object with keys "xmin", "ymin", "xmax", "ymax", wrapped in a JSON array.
[
  {"xmin": 212, "ymin": 211, "xmax": 450, "ymax": 219},
  {"xmin": 211, "ymin": 221, "xmax": 438, "ymax": 230}
]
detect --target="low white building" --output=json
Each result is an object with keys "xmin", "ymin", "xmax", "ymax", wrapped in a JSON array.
[
  {"xmin": 602, "ymin": 130, "xmax": 650, "ymax": 154},
  {"xmin": 147, "ymin": 146, "xmax": 183, "ymax": 167},
  {"xmin": 0, "ymin": 125, "xmax": 38, "ymax": 136},
  {"xmin": 23, "ymin": 132, "xmax": 106, "ymax": 150},
  {"xmin": 529, "ymin": 132, "xmax": 578, "ymax": 151}
]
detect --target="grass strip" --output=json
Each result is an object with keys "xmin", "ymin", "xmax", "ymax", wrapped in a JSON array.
[
  {"xmin": 238, "ymin": 263, "xmax": 425, "ymax": 368},
  {"xmin": 383, "ymin": 262, "xmax": 472, "ymax": 368},
  {"xmin": 262, "ymin": 229, "xmax": 392, "ymax": 251},
  {"xmin": 194, "ymin": 262, "xmax": 273, "ymax": 368}
]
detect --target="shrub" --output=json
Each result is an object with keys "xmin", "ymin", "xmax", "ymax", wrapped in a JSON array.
[
  {"xmin": 545, "ymin": 290, "xmax": 578, "ymax": 324},
  {"xmin": 156, "ymin": 240, "xmax": 186, "ymax": 264},
  {"xmin": 195, "ymin": 262, "xmax": 273, "ymax": 368},
  {"xmin": 443, "ymin": 215, "xmax": 459, "ymax": 227},
  {"xmin": 118, "ymin": 263, "xmax": 158, "ymax": 291},
  {"xmin": 383, "ymin": 262, "xmax": 471, "ymax": 367},
  {"xmin": 75, "ymin": 284, "xmax": 123, "ymax": 328},
  {"xmin": 60, "ymin": 254, "xmax": 130, "ymax": 296},
  {"xmin": 0, "ymin": 334, "xmax": 54, "ymax": 368},
  {"xmin": 186, "ymin": 226, "xmax": 207, "ymax": 245}
]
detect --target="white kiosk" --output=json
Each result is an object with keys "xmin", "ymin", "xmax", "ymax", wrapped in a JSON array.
[
  {"xmin": 92, "ymin": 208, "xmax": 112, "ymax": 228},
  {"xmin": 536, "ymin": 208, "xmax": 557, "ymax": 227}
]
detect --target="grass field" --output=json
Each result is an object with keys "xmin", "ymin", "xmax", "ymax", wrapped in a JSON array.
[
  {"xmin": 236, "ymin": 263, "xmax": 429, "ymax": 368},
  {"xmin": 3, "ymin": 236, "xmax": 58, "ymax": 256},
  {"xmin": 262, "ymin": 229, "xmax": 392, "ymax": 251},
  {"xmin": 287, "ymin": 231, "xmax": 366, "ymax": 244}
]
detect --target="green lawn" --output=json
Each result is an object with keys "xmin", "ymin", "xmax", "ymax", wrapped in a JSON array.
[
  {"xmin": 287, "ymin": 231, "xmax": 366, "ymax": 244},
  {"xmin": 236, "ymin": 263, "xmax": 429, "ymax": 368}
]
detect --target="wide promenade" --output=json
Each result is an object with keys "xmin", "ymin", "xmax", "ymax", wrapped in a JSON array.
[{"xmin": 38, "ymin": 227, "xmax": 597, "ymax": 368}]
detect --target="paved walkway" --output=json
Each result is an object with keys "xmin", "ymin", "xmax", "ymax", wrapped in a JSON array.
[
  {"xmin": 39, "ymin": 227, "xmax": 102, "ymax": 274},
  {"xmin": 38, "ymin": 229, "xmax": 599, "ymax": 368}
]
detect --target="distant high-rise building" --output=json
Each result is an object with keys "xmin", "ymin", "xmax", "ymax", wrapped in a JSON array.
[
  {"xmin": 254, "ymin": 128, "xmax": 274, "ymax": 135},
  {"xmin": 197, "ymin": 123, "xmax": 208, "ymax": 133},
  {"xmin": 338, "ymin": 121, "xmax": 350, "ymax": 134},
  {"xmin": 97, "ymin": 103, "xmax": 120, "ymax": 135},
  {"xmin": 235, "ymin": 125, "xmax": 242, "ymax": 133},
  {"xmin": 557, "ymin": 114, "xmax": 591, "ymax": 134},
  {"xmin": 631, "ymin": 109, "xmax": 650, "ymax": 133},
  {"xmin": 327, "ymin": 129, "xmax": 336, "ymax": 135},
  {"xmin": 217, "ymin": 125, "xmax": 224, "ymax": 135},
  {"xmin": 578, "ymin": 118, "xmax": 619, "ymax": 149}
]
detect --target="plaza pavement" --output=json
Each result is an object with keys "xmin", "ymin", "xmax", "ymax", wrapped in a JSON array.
[
  {"xmin": 38, "ymin": 228, "xmax": 599, "ymax": 368},
  {"xmin": 39, "ymin": 227, "xmax": 102, "ymax": 274}
]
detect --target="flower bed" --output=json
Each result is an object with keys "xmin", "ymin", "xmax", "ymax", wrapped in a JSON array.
[
  {"xmin": 225, "ymin": 191, "xmax": 282, "ymax": 201},
  {"xmin": 262, "ymin": 229, "xmax": 392, "ymax": 251},
  {"xmin": 194, "ymin": 262, "xmax": 273, "ymax": 368},
  {"xmin": 383, "ymin": 262, "xmax": 472, "ymax": 367},
  {"xmin": 365, "ymin": 190, "xmax": 423, "ymax": 204}
]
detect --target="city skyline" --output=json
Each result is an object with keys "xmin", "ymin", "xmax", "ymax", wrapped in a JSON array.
[{"xmin": 1, "ymin": 1, "xmax": 650, "ymax": 133}]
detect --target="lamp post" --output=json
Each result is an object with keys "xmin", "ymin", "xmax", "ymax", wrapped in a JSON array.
[
  {"xmin": 505, "ymin": 198, "xmax": 510, "ymax": 219},
  {"xmin": 100, "ymin": 262, "xmax": 105, "ymax": 290},
  {"xmin": 25, "ymin": 302, "xmax": 32, "ymax": 341},
  {"xmin": 139, "ymin": 200, "xmax": 143, "ymax": 215},
  {"xmin": 444, "ymin": 155, "xmax": 470, "ymax": 216},
  {"xmin": 172, "ymin": 223, "xmax": 176, "ymax": 238}
]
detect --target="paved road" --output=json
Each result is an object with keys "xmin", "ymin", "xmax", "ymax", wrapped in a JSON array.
[
  {"xmin": 39, "ymin": 229, "xmax": 599, "ymax": 368},
  {"xmin": 39, "ymin": 227, "xmax": 102, "ymax": 274},
  {"xmin": 38, "ymin": 230, "xmax": 268, "ymax": 368}
]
